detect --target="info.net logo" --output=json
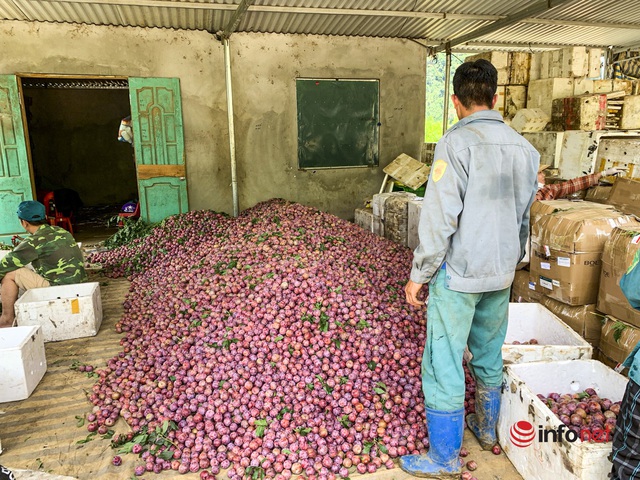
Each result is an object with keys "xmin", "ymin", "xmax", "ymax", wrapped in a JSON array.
[{"xmin": 509, "ymin": 420, "xmax": 612, "ymax": 447}]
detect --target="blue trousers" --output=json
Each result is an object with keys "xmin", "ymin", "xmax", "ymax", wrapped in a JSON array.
[{"xmin": 422, "ymin": 269, "xmax": 510, "ymax": 411}]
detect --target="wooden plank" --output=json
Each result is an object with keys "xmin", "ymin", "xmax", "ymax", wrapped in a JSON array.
[
  {"xmin": 136, "ymin": 164, "xmax": 186, "ymax": 180},
  {"xmin": 382, "ymin": 154, "xmax": 430, "ymax": 190}
]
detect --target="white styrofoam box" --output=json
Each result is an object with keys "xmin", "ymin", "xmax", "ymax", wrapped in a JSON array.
[
  {"xmin": 597, "ymin": 135, "xmax": 640, "ymax": 181},
  {"xmin": 561, "ymin": 46, "xmax": 588, "ymax": 78},
  {"xmin": 0, "ymin": 325, "xmax": 47, "ymax": 403},
  {"xmin": 15, "ymin": 282, "xmax": 103, "ymax": 342},
  {"xmin": 557, "ymin": 130, "xmax": 606, "ymax": 180},
  {"xmin": 573, "ymin": 78, "xmax": 594, "ymax": 96},
  {"xmin": 372, "ymin": 193, "xmax": 394, "ymax": 237},
  {"xmin": 540, "ymin": 51, "xmax": 551, "ymax": 79},
  {"xmin": 354, "ymin": 208, "xmax": 374, "ymax": 233},
  {"xmin": 498, "ymin": 360, "xmax": 627, "ymax": 480},
  {"xmin": 527, "ymin": 78, "xmax": 574, "ymax": 116},
  {"xmin": 493, "ymin": 85, "xmax": 506, "ymax": 116},
  {"xmin": 407, "ymin": 198, "xmax": 423, "ymax": 251},
  {"xmin": 550, "ymin": 49, "xmax": 563, "ymax": 78},
  {"xmin": 530, "ymin": 52, "xmax": 542, "ymax": 81},
  {"xmin": 503, "ymin": 303, "xmax": 592, "ymax": 364},
  {"xmin": 523, "ymin": 131, "xmax": 564, "ymax": 168},
  {"xmin": 511, "ymin": 109, "xmax": 550, "ymax": 133},
  {"xmin": 504, "ymin": 86, "xmax": 527, "ymax": 120},
  {"xmin": 587, "ymin": 48, "xmax": 604, "ymax": 79}
]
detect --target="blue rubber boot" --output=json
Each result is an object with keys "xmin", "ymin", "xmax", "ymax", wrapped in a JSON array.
[
  {"xmin": 399, "ymin": 408, "xmax": 464, "ymax": 478},
  {"xmin": 466, "ymin": 383, "xmax": 501, "ymax": 450}
]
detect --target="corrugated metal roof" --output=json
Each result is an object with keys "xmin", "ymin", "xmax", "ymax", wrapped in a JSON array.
[{"xmin": 1, "ymin": 0, "xmax": 639, "ymax": 51}]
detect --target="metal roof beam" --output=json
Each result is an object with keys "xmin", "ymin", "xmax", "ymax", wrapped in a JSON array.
[
  {"xmin": 220, "ymin": 0, "xmax": 254, "ymax": 39},
  {"xmin": 431, "ymin": 0, "xmax": 578, "ymax": 53},
  {"xmin": 36, "ymin": 0, "xmax": 501, "ymax": 21}
]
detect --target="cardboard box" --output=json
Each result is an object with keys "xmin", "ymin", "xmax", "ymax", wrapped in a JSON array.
[
  {"xmin": 407, "ymin": 198, "xmax": 423, "ymax": 251},
  {"xmin": 15, "ymin": 282, "xmax": 103, "ymax": 342},
  {"xmin": 606, "ymin": 177, "xmax": 640, "ymax": 217},
  {"xmin": 539, "ymin": 295, "xmax": 601, "ymax": 347},
  {"xmin": 599, "ymin": 316, "xmax": 640, "ymax": 366},
  {"xmin": 354, "ymin": 208, "xmax": 374, "ymax": 233},
  {"xmin": 502, "ymin": 303, "xmax": 592, "ymax": 364},
  {"xmin": 529, "ymin": 199, "xmax": 615, "ymax": 227},
  {"xmin": 511, "ymin": 108, "xmax": 550, "ymax": 133},
  {"xmin": 584, "ymin": 185, "xmax": 612, "ymax": 203},
  {"xmin": 0, "ymin": 325, "xmax": 47, "ymax": 403},
  {"xmin": 532, "ymin": 207, "xmax": 632, "ymax": 253},
  {"xmin": 598, "ymin": 224, "xmax": 640, "ymax": 327},
  {"xmin": 530, "ymin": 209, "xmax": 634, "ymax": 305},
  {"xmin": 621, "ymin": 95, "xmax": 640, "ymax": 130},
  {"xmin": 551, "ymin": 94, "xmax": 607, "ymax": 131},
  {"xmin": 523, "ymin": 131, "xmax": 564, "ymax": 167},
  {"xmin": 498, "ymin": 360, "xmax": 627, "ymax": 480},
  {"xmin": 527, "ymin": 78, "xmax": 574, "ymax": 116},
  {"xmin": 529, "ymin": 244, "xmax": 602, "ymax": 305},
  {"xmin": 510, "ymin": 269, "xmax": 533, "ymax": 303}
]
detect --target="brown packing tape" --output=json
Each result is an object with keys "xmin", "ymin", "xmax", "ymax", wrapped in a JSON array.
[
  {"xmin": 539, "ymin": 295, "xmax": 601, "ymax": 347},
  {"xmin": 531, "ymin": 208, "xmax": 635, "ymax": 253}
]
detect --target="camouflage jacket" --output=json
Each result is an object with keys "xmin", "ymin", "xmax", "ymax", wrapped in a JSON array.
[{"xmin": 0, "ymin": 224, "xmax": 87, "ymax": 285}]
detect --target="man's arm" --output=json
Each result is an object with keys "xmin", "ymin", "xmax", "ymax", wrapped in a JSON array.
[
  {"xmin": 410, "ymin": 139, "xmax": 467, "ymax": 285},
  {"xmin": 0, "ymin": 241, "xmax": 38, "ymax": 278},
  {"xmin": 536, "ymin": 173, "xmax": 601, "ymax": 201}
]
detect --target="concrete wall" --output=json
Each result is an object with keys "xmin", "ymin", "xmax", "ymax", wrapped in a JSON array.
[{"xmin": 0, "ymin": 20, "xmax": 426, "ymax": 219}]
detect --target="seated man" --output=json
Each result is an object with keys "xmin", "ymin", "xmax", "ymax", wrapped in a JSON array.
[{"xmin": 0, "ymin": 201, "xmax": 87, "ymax": 328}]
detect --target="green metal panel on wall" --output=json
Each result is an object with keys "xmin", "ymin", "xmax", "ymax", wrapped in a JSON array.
[
  {"xmin": 129, "ymin": 77, "xmax": 188, "ymax": 224},
  {"xmin": 297, "ymin": 79, "xmax": 379, "ymax": 169},
  {"xmin": 0, "ymin": 75, "xmax": 33, "ymax": 245}
]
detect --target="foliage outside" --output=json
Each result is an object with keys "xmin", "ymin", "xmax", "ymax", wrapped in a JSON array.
[{"xmin": 425, "ymin": 52, "xmax": 469, "ymax": 143}]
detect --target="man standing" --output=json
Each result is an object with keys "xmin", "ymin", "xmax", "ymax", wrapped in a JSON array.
[
  {"xmin": 400, "ymin": 59, "xmax": 539, "ymax": 478},
  {"xmin": 0, "ymin": 201, "xmax": 87, "ymax": 328}
]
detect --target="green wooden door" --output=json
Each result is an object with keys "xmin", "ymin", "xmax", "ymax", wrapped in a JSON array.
[
  {"xmin": 0, "ymin": 75, "xmax": 33, "ymax": 245},
  {"xmin": 129, "ymin": 77, "xmax": 188, "ymax": 224}
]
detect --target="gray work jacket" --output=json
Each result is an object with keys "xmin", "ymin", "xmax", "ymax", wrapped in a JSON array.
[{"xmin": 410, "ymin": 109, "xmax": 539, "ymax": 293}]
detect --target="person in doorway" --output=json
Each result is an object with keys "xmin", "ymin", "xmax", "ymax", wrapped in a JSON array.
[
  {"xmin": 610, "ymin": 249, "xmax": 640, "ymax": 480},
  {"xmin": 400, "ymin": 59, "xmax": 539, "ymax": 478},
  {"xmin": 0, "ymin": 201, "xmax": 87, "ymax": 328},
  {"xmin": 536, "ymin": 164, "xmax": 627, "ymax": 201}
]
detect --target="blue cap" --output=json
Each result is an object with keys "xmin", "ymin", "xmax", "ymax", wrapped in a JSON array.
[{"xmin": 17, "ymin": 201, "xmax": 46, "ymax": 222}]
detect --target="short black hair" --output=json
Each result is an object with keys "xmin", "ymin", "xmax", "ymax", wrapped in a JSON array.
[
  {"xmin": 23, "ymin": 219, "xmax": 48, "ymax": 226},
  {"xmin": 453, "ymin": 59, "xmax": 498, "ymax": 109}
]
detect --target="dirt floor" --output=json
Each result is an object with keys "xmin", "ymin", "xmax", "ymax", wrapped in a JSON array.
[{"xmin": 0, "ymin": 270, "xmax": 525, "ymax": 480}]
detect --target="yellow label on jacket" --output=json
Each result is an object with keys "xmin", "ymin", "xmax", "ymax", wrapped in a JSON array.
[{"xmin": 432, "ymin": 159, "xmax": 447, "ymax": 182}]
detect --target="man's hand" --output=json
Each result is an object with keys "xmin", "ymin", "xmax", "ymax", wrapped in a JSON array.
[
  {"xmin": 405, "ymin": 280, "xmax": 426, "ymax": 307},
  {"xmin": 603, "ymin": 166, "xmax": 628, "ymax": 176}
]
